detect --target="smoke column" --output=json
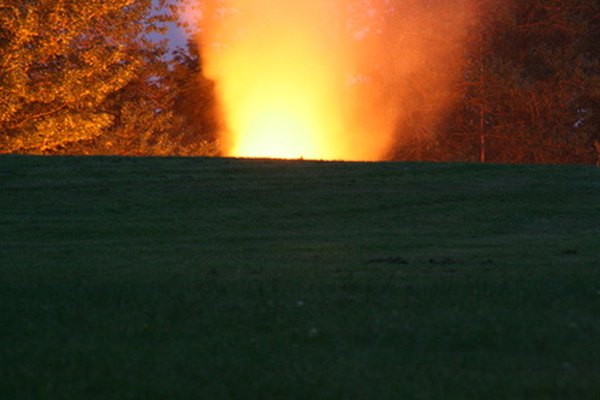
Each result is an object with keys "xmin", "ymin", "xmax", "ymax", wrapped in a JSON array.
[{"xmin": 185, "ymin": 0, "xmax": 479, "ymax": 161}]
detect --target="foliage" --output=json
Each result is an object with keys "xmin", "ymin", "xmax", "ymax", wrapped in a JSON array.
[
  {"xmin": 78, "ymin": 39, "xmax": 220, "ymax": 157},
  {"xmin": 0, "ymin": 0, "xmax": 218, "ymax": 155},
  {"xmin": 169, "ymin": 42, "xmax": 221, "ymax": 155},
  {"xmin": 0, "ymin": 0, "xmax": 147, "ymax": 152},
  {"xmin": 436, "ymin": 0, "xmax": 600, "ymax": 164}
]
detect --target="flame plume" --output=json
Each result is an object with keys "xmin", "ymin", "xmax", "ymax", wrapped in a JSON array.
[{"xmin": 186, "ymin": 0, "xmax": 478, "ymax": 161}]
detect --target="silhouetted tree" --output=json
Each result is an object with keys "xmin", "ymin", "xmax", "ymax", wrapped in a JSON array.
[
  {"xmin": 168, "ymin": 40, "xmax": 220, "ymax": 155},
  {"xmin": 443, "ymin": 0, "xmax": 600, "ymax": 164}
]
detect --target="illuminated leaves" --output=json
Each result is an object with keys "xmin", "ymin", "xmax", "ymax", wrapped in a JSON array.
[
  {"xmin": 11, "ymin": 112, "xmax": 115, "ymax": 153},
  {"xmin": 0, "ymin": 0, "xmax": 173, "ymax": 154}
]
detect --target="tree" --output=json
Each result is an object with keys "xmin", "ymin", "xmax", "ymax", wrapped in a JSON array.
[
  {"xmin": 167, "ymin": 40, "xmax": 220, "ymax": 156},
  {"xmin": 442, "ymin": 0, "xmax": 600, "ymax": 164},
  {"xmin": 0, "ymin": 0, "xmax": 183, "ymax": 154}
]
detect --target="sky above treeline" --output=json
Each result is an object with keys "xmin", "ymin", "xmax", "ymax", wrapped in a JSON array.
[
  {"xmin": 147, "ymin": 0, "xmax": 189, "ymax": 50},
  {"xmin": 167, "ymin": 25, "xmax": 188, "ymax": 48}
]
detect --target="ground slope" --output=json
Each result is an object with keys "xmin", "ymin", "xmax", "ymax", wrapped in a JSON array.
[{"xmin": 1, "ymin": 156, "xmax": 599, "ymax": 399}]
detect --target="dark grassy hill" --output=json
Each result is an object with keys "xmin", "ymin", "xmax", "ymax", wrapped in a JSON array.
[{"xmin": 1, "ymin": 155, "xmax": 599, "ymax": 399}]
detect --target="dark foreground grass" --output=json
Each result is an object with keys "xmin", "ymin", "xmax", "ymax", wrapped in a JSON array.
[{"xmin": 1, "ymin": 155, "xmax": 599, "ymax": 399}]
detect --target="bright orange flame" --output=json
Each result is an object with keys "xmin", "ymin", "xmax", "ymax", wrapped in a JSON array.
[
  {"xmin": 188, "ymin": 0, "xmax": 479, "ymax": 161},
  {"xmin": 219, "ymin": 33, "xmax": 349, "ymax": 160}
]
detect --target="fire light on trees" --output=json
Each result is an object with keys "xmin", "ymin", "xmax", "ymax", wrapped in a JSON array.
[{"xmin": 184, "ymin": 0, "xmax": 479, "ymax": 161}]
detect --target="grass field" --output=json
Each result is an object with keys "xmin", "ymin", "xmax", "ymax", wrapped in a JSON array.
[{"xmin": 1, "ymin": 155, "xmax": 599, "ymax": 399}]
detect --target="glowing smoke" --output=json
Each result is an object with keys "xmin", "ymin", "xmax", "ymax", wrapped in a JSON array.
[{"xmin": 184, "ymin": 0, "xmax": 479, "ymax": 161}]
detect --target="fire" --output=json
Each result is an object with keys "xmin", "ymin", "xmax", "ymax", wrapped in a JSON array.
[
  {"xmin": 218, "ymin": 32, "xmax": 348, "ymax": 160},
  {"xmin": 186, "ymin": 0, "xmax": 479, "ymax": 161}
]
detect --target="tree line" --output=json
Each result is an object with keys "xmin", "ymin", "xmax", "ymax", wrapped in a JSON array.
[
  {"xmin": 430, "ymin": 0, "xmax": 600, "ymax": 164},
  {"xmin": 1, "ymin": 1, "xmax": 599, "ymax": 164}
]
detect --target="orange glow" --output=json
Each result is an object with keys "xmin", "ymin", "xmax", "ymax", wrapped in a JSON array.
[
  {"xmin": 187, "ymin": 0, "xmax": 478, "ymax": 161},
  {"xmin": 218, "ymin": 34, "xmax": 349, "ymax": 160}
]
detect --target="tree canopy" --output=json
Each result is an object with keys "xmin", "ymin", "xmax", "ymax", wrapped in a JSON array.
[
  {"xmin": 433, "ymin": 0, "xmax": 600, "ymax": 164},
  {"xmin": 0, "ymin": 0, "xmax": 217, "ymax": 155}
]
